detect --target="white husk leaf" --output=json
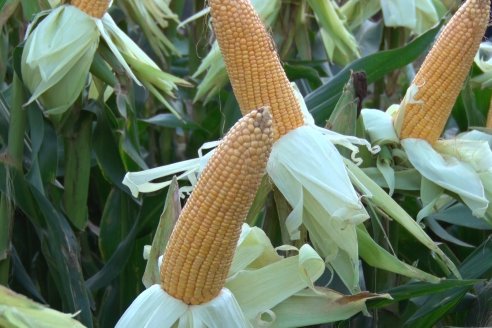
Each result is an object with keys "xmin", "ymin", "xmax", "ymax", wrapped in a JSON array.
[
  {"xmin": 380, "ymin": 0, "xmax": 439, "ymax": 34},
  {"xmin": 266, "ymin": 123, "xmax": 374, "ymax": 293},
  {"xmin": 380, "ymin": 0, "xmax": 417, "ymax": 29},
  {"xmin": 115, "ymin": 285, "xmax": 250, "ymax": 328},
  {"xmin": 473, "ymin": 41, "xmax": 492, "ymax": 88},
  {"xmin": 402, "ymin": 138, "xmax": 488, "ymax": 217},
  {"xmin": 361, "ymin": 108, "xmax": 399, "ymax": 145}
]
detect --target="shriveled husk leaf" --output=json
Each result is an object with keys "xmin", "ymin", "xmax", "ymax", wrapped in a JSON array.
[
  {"xmin": 268, "ymin": 288, "xmax": 391, "ymax": 328},
  {"xmin": 306, "ymin": 0, "xmax": 360, "ymax": 65},
  {"xmin": 229, "ymin": 226, "xmax": 388, "ymax": 326},
  {"xmin": 193, "ymin": 0, "xmax": 281, "ymax": 102},
  {"xmin": 118, "ymin": 0, "xmax": 180, "ymax": 61},
  {"xmin": 21, "ymin": 6, "xmax": 99, "ymax": 115},
  {"xmin": 227, "ymin": 232, "xmax": 325, "ymax": 320},
  {"xmin": 98, "ymin": 13, "xmax": 191, "ymax": 118},
  {"xmin": 122, "ymin": 141, "xmax": 217, "ymax": 197},
  {"xmin": 229, "ymin": 224, "xmax": 282, "ymax": 274},
  {"xmin": 0, "ymin": 285, "xmax": 85, "ymax": 328}
]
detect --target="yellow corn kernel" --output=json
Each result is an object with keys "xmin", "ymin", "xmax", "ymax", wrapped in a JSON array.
[
  {"xmin": 487, "ymin": 97, "xmax": 492, "ymax": 129},
  {"xmin": 70, "ymin": 0, "xmax": 110, "ymax": 18},
  {"xmin": 160, "ymin": 108, "xmax": 274, "ymax": 305},
  {"xmin": 209, "ymin": 0, "xmax": 304, "ymax": 140},
  {"xmin": 399, "ymin": 0, "xmax": 490, "ymax": 143}
]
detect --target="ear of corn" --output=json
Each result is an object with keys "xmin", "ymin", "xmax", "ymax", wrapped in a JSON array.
[
  {"xmin": 71, "ymin": 0, "xmax": 110, "ymax": 18},
  {"xmin": 208, "ymin": 0, "xmax": 304, "ymax": 140},
  {"xmin": 160, "ymin": 108, "xmax": 274, "ymax": 305},
  {"xmin": 399, "ymin": 0, "xmax": 490, "ymax": 143}
]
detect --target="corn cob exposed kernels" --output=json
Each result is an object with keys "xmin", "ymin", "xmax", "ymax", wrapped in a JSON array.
[
  {"xmin": 399, "ymin": 0, "xmax": 490, "ymax": 143},
  {"xmin": 209, "ymin": 0, "xmax": 304, "ymax": 140},
  {"xmin": 160, "ymin": 108, "xmax": 274, "ymax": 305},
  {"xmin": 71, "ymin": 0, "xmax": 110, "ymax": 18}
]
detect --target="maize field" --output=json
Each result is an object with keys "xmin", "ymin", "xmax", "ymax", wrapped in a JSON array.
[{"xmin": 1, "ymin": 0, "xmax": 492, "ymax": 327}]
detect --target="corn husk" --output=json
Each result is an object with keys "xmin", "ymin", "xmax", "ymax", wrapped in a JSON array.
[
  {"xmin": 306, "ymin": 0, "xmax": 360, "ymax": 65},
  {"xmin": 0, "ymin": 286, "xmax": 85, "ymax": 328},
  {"xmin": 21, "ymin": 4, "xmax": 188, "ymax": 117},
  {"xmin": 380, "ymin": 0, "xmax": 440, "ymax": 34},
  {"xmin": 473, "ymin": 41, "xmax": 492, "ymax": 88},
  {"xmin": 21, "ymin": 6, "xmax": 99, "ymax": 115},
  {"xmin": 402, "ymin": 138, "xmax": 488, "ymax": 218},
  {"xmin": 361, "ymin": 108, "xmax": 400, "ymax": 145},
  {"xmin": 118, "ymin": 224, "xmax": 390, "ymax": 327}
]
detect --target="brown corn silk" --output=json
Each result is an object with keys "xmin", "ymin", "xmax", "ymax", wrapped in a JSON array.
[
  {"xmin": 209, "ymin": 0, "xmax": 304, "ymax": 140},
  {"xmin": 71, "ymin": 0, "xmax": 110, "ymax": 18},
  {"xmin": 160, "ymin": 108, "xmax": 274, "ymax": 305},
  {"xmin": 399, "ymin": 0, "xmax": 490, "ymax": 143}
]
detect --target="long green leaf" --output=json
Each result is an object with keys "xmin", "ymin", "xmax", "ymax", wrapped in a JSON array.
[
  {"xmin": 0, "ymin": 167, "xmax": 93, "ymax": 327},
  {"xmin": 404, "ymin": 237, "xmax": 492, "ymax": 327},
  {"xmin": 369, "ymin": 279, "xmax": 481, "ymax": 308},
  {"xmin": 306, "ymin": 22, "xmax": 443, "ymax": 124},
  {"xmin": 63, "ymin": 112, "xmax": 93, "ymax": 230}
]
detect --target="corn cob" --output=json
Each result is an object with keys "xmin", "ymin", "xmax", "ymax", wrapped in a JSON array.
[
  {"xmin": 161, "ymin": 108, "xmax": 273, "ymax": 305},
  {"xmin": 487, "ymin": 96, "xmax": 492, "ymax": 128},
  {"xmin": 71, "ymin": 0, "xmax": 110, "ymax": 18},
  {"xmin": 208, "ymin": 0, "xmax": 304, "ymax": 140},
  {"xmin": 399, "ymin": 0, "xmax": 490, "ymax": 143}
]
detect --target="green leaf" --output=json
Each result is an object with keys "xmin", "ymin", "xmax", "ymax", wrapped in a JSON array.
[
  {"xmin": 10, "ymin": 247, "xmax": 46, "ymax": 303},
  {"xmin": 140, "ymin": 113, "xmax": 198, "ymax": 130},
  {"xmin": 425, "ymin": 218, "xmax": 474, "ymax": 248},
  {"xmin": 345, "ymin": 159, "xmax": 460, "ymax": 279},
  {"xmin": 86, "ymin": 209, "xmax": 139, "ymax": 292},
  {"xmin": 306, "ymin": 22, "xmax": 443, "ymax": 124},
  {"xmin": 404, "ymin": 237, "xmax": 492, "ymax": 327},
  {"xmin": 0, "ymin": 167, "xmax": 93, "ymax": 327},
  {"xmin": 326, "ymin": 73, "xmax": 358, "ymax": 136},
  {"xmin": 93, "ymin": 104, "xmax": 131, "ymax": 195},
  {"xmin": 90, "ymin": 51, "xmax": 116, "ymax": 87},
  {"xmin": 430, "ymin": 204, "xmax": 492, "ymax": 230},
  {"xmin": 0, "ymin": 0, "xmax": 7, "ymax": 12},
  {"xmin": 63, "ymin": 111, "xmax": 93, "ymax": 230},
  {"xmin": 245, "ymin": 175, "xmax": 272, "ymax": 226},
  {"xmin": 369, "ymin": 279, "xmax": 481, "ymax": 309},
  {"xmin": 99, "ymin": 189, "xmax": 139, "ymax": 261},
  {"xmin": 142, "ymin": 177, "xmax": 180, "ymax": 287},
  {"xmin": 284, "ymin": 64, "xmax": 322, "ymax": 89},
  {"xmin": 460, "ymin": 77, "xmax": 485, "ymax": 128}
]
